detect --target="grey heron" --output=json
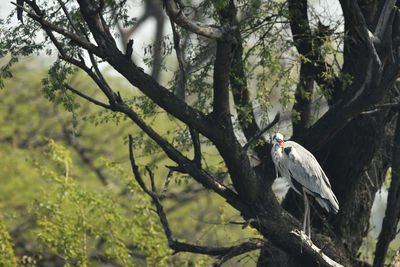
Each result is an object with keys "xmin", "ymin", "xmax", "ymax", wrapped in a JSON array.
[{"xmin": 271, "ymin": 133, "xmax": 339, "ymax": 237}]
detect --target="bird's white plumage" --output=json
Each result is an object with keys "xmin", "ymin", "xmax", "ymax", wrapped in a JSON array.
[{"xmin": 271, "ymin": 134, "xmax": 339, "ymax": 214}]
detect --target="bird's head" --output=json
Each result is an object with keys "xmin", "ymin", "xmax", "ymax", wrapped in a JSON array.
[{"xmin": 273, "ymin": 133, "xmax": 285, "ymax": 147}]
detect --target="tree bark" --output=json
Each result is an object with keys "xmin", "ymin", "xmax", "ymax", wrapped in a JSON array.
[{"xmin": 373, "ymin": 112, "xmax": 400, "ymax": 267}]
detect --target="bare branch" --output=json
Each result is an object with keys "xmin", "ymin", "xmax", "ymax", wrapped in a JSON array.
[
  {"xmin": 374, "ymin": 0, "xmax": 397, "ymax": 42},
  {"xmin": 121, "ymin": 106, "xmax": 243, "ymax": 208},
  {"xmin": 213, "ymin": 41, "xmax": 232, "ymax": 118},
  {"xmin": 230, "ymin": 28, "xmax": 266, "ymax": 157},
  {"xmin": 129, "ymin": 135, "xmax": 261, "ymax": 261},
  {"xmin": 189, "ymin": 128, "xmax": 201, "ymax": 168},
  {"xmin": 160, "ymin": 169, "xmax": 173, "ymax": 199},
  {"xmin": 345, "ymin": 1, "xmax": 382, "ymax": 68},
  {"xmin": 171, "ymin": 239, "xmax": 263, "ymax": 257},
  {"xmin": 373, "ymin": 113, "xmax": 400, "ymax": 267},
  {"xmin": 165, "ymin": 0, "xmax": 232, "ymax": 41},
  {"xmin": 360, "ymin": 101, "xmax": 400, "ymax": 114},
  {"xmin": 65, "ymin": 83, "xmax": 111, "ymax": 110},
  {"xmin": 145, "ymin": 166, "xmax": 157, "ymax": 194},
  {"xmin": 170, "ymin": 20, "xmax": 186, "ymax": 100},
  {"xmin": 211, "ymin": 239, "xmax": 264, "ymax": 267},
  {"xmin": 56, "ymin": 0, "xmax": 81, "ymax": 35},
  {"xmin": 14, "ymin": 1, "xmax": 118, "ymax": 106},
  {"xmin": 243, "ymin": 112, "xmax": 280, "ymax": 151},
  {"xmin": 290, "ymin": 230, "xmax": 344, "ymax": 267},
  {"xmin": 86, "ymin": 51, "xmax": 116, "ymax": 102},
  {"xmin": 125, "ymin": 39, "xmax": 133, "ymax": 58},
  {"xmin": 128, "ymin": 135, "xmax": 157, "ymax": 198}
]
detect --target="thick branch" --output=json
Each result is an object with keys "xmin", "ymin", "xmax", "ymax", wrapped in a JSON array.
[
  {"xmin": 373, "ymin": 112, "xmax": 400, "ymax": 267},
  {"xmin": 120, "ymin": 105, "xmax": 244, "ymax": 210},
  {"xmin": 230, "ymin": 27, "xmax": 266, "ymax": 157},
  {"xmin": 189, "ymin": 128, "xmax": 201, "ymax": 168},
  {"xmin": 288, "ymin": 0, "xmax": 328, "ymax": 135},
  {"xmin": 292, "ymin": 63, "xmax": 314, "ymax": 136},
  {"xmin": 56, "ymin": 0, "xmax": 81, "ymax": 34},
  {"xmin": 290, "ymin": 230, "xmax": 343, "ymax": 267},
  {"xmin": 164, "ymin": 0, "xmax": 232, "ymax": 41},
  {"xmin": 170, "ymin": 20, "xmax": 186, "ymax": 100},
  {"xmin": 76, "ymin": 0, "xmax": 218, "ymax": 143},
  {"xmin": 172, "ymin": 239, "xmax": 263, "ymax": 257},
  {"xmin": 374, "ymin": 0, "xmax": 397, "ymax": 42},
  {"xmin": 288, "ymin": 0, "xmax": 312, "ymax": 55},
  {"xmin": 213, "ymin": 41, "xmax": 232, "ymax": 119},
  {"xmin": 298, "ymin": 1, "xmax": 393, "ymax": 151},
  {"xmin": 211, "ymin": 239, "xmax": 264, "ymax": 266}
]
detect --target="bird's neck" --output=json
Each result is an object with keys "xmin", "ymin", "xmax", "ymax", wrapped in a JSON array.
[{"xmin": 272, "ymin": 143, "xmax": 283, "ymax": 163}]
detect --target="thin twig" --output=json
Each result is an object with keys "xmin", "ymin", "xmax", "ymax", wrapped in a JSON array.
[
  {"xmin": 16, "ymin": 1, "xmax": 117, "ymax": 106},
  {"xmin": 11, "ymin": 1, "xmax": 102, "ymax": 57},
  {"xmin": 65, "ymin": 84, "xmax": 111, "ymax": 109},
  {"xmin": 170, "ymin": 19, "xmax": 186, "ymax": 100},
  {"xmin": 243, "ymin": 112, "xmax": 280, "ymax": 151},
  {"xmin": 160, "ymin": 169, "xmax": 173, "ymax": 199},
  {"xmin": 189, "ymin": 128, "xmax": 201, "ymax": 167},
  {"xmin": 211, "ymin": 239, "xmax": 264, "ymax": 267},
  {"xmin": 360, "ymin": 101, "xmax": 400, "ymax": 114},
  {"xmin": 145, "ymin": 166, "xmax": 157, "ymax": 194},
  {"xmin": 56, "ymin": 0, "xmax": 81, "ymax": 34},
  {"xmin": 128, "ymin": 135, "xmax": 154, "ymax": 197}
]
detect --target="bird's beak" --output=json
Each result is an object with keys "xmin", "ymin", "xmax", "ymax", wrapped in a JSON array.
[{"xmin": 278, "ymin": 140, "xmax": 284, "ymax": 147}]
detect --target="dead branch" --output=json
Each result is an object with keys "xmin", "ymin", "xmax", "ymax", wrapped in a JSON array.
[
  {"xmin": 291, "ymin": 230, "xmax": 343, "ymax": 267},
  {"xmin": 243, "ymin": 112, "xmax": 280, "ymax": 151}
]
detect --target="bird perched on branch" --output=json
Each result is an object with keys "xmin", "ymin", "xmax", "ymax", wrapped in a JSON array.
[{"xmin": 271, "ymin": 133, "xmax": 339, "ymax": 237}]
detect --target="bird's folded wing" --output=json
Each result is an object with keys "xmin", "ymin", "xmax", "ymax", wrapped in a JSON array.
[{"xmin": 284, "ymin": 141, "xmax": 333, "ymax": 200}]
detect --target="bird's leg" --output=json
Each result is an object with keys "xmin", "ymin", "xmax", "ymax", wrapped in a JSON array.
[
  {"xmin": 307, "ymin": 199, "xmax": 311, "ymax": 238},
  {"xmin": 302, "ymin": 191, "xmax": 308, "ymax": 234},
  {"xmin": 275, "ymin": 166, "xmax": 278, "ymax": 179}
]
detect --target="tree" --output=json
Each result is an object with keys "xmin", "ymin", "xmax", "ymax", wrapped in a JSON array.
[{"xmin": 1, "ymin": 0, "xmax": 400, "ymax": 266}]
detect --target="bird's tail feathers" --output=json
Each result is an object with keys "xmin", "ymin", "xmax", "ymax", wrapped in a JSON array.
[{"xmin": 316, "ymin": 196, "xmax": 339, "ymax": 214}]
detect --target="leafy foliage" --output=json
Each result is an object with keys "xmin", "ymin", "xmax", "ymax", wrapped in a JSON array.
[
  {"xmin": 32, "ymin": 139, "xmax": 170, "ymax": 266},
  {"xmin": 0, "ymin": 217, "xmax": 17, "ymax": 266},
  {"xmin": 42, "ymin": 60, "xmax": 79, "ymax": 112},
  {"xmin": 0, "ymin": 60, "xmax": 255, "ymax": 266}
]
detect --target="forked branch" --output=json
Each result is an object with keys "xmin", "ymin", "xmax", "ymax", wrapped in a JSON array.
[
  {"xmin": 128, "ymin": 135, "xmax": 263, "ymax": 261},
  {"xmin": 12, "ymin": 1, "xmax": 103, "ymax": 57}
]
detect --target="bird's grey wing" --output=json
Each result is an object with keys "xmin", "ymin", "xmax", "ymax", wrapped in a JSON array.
[{"xmin": 284, "ymin": 141, "xmax": 333, "ymax": 199}]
